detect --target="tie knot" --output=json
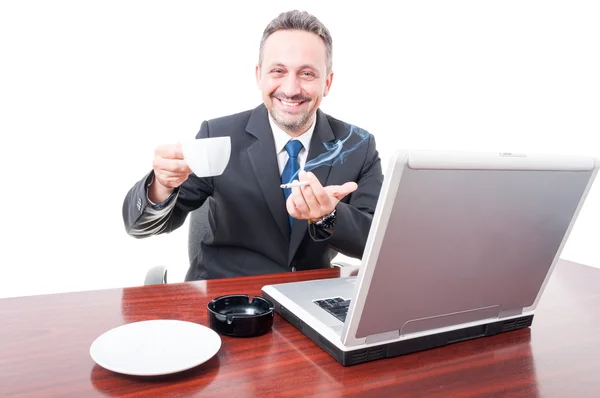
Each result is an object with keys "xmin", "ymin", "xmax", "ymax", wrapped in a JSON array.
[{"xmin": 284, "ymin": 140, "xmax": 303, "ymax": 158}]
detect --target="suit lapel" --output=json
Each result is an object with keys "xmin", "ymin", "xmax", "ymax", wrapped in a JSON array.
[
  {"xmin": 288, "ymin": 109, "xmax": 335, "ymax": 264},
  {"xmin": 246, "ymin": 105, "xmax": 291, "ymax": 242}
]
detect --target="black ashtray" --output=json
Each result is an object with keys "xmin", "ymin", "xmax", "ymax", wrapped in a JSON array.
[{"xmin": 207, "ymin": 294, "xmax": 275, "ymax": 337}]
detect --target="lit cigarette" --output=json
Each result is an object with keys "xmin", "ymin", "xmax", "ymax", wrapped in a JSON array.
[{"xmin": 280, "ymin": 181, "xmax": 309, "ymax": 189}]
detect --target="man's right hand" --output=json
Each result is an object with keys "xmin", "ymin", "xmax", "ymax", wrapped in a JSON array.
[{"xmin": 149, "ymin": 143, "xmax": 193, "ymax": 203}]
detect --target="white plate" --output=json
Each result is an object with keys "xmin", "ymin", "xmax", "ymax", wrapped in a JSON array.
[{"xmin": 90, "ymin": 320, "xmax": 221, "ymax": 376}]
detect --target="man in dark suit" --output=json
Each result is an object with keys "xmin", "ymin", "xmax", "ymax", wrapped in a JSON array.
[{"xmin": 122, "ymin": 10, "xmax": 383, "ymax": 280}]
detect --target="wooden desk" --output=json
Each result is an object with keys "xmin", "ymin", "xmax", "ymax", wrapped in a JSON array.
[{"xmin": 1, "ymin": 260, "xmax": 599, "ymax": 397}]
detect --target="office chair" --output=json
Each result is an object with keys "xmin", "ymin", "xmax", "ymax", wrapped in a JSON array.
[
  {"xmin": 143, "ymin": 199, "xmax": 210, "ymax": 285},
  {"xmin": 143, "ymin": 199, "xmax": 358, "ymax": 285}
]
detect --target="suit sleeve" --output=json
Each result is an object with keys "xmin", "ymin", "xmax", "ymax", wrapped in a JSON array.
[
  {"xmin": 122, "ymin": 121, "xmax": 214, "ymax": 238},
  {"xmin": 308, "ymin": 133, "xmax": 383, "ymax": 258}
]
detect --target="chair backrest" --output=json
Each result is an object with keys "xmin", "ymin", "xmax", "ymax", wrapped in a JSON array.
[{"xmin": 188, "ymin": 200, "xmax": 211, "ymax": 264}]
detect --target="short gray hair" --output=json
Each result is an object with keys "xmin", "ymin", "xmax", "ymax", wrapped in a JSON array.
[{"xmin": 259, "ymin": 10, "xmax": 333, "ymax": 73}]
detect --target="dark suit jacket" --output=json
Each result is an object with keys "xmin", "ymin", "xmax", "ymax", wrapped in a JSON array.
[{"xmin": 123, "ymin": 104, "xmax": 383, "ymax": 280}]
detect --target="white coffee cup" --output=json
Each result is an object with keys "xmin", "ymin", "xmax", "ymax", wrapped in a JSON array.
[{"xmin": 181, "ymin": 136, "xmax": 231, "ymax": 177}]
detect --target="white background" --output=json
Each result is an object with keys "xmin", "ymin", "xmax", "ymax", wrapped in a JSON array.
[{"xmin": 1, "ymin": 1, "xmax": 598, "ymax": 298}]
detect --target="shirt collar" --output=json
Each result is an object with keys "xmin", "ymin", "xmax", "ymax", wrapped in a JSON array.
[{"xmin": 269, "ymin": 113, "xmax": 315, "ymax": 154}]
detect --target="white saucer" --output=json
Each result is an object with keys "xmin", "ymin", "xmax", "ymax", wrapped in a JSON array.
[{"xmin": 90, "ymin": 320, "xmax": 221, "ymax": 376}]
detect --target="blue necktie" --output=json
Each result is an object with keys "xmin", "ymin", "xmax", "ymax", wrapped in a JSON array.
[{"xmin": 281, "ymin": 140, "xmax": 303, "ymax": 227}]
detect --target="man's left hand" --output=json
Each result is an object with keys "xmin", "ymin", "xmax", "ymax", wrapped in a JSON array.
[{"xmin": 286, "ymin": 170, "xmax": 358, "ymax": 222}]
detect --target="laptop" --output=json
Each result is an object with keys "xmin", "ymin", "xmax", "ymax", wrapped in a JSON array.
[{"xmin": 262, "ymin": 150, "xmax": 599, "ymax": 366}]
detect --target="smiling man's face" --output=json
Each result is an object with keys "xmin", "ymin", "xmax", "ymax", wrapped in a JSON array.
[{"xmin": 256, "ymin": 29, "xmax": 333, "ymax": 137}]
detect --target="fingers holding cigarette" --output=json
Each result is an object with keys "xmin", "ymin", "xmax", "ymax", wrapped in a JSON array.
[{"xmin": 280, "ymin": 181, "xmax": 309, "ymax": 189}]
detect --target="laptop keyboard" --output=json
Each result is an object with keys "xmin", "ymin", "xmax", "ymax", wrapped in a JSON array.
[{"xmin": 314, "ymin": 297, "xmax": 351, "ymax": 322}]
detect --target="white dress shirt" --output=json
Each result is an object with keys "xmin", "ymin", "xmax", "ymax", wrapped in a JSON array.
[{"xmin": 269, "ymin": 114, "xmax": 315, "ymax": 176}]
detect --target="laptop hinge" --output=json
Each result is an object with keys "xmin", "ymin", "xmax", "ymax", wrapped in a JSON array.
[
  {"xmin": 498, "ymin": 308, "xmax": 523, "ymax": 318},
  {"xmin": 365, "ymin": 330, "xmax": 400, "ymax": 345}
]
